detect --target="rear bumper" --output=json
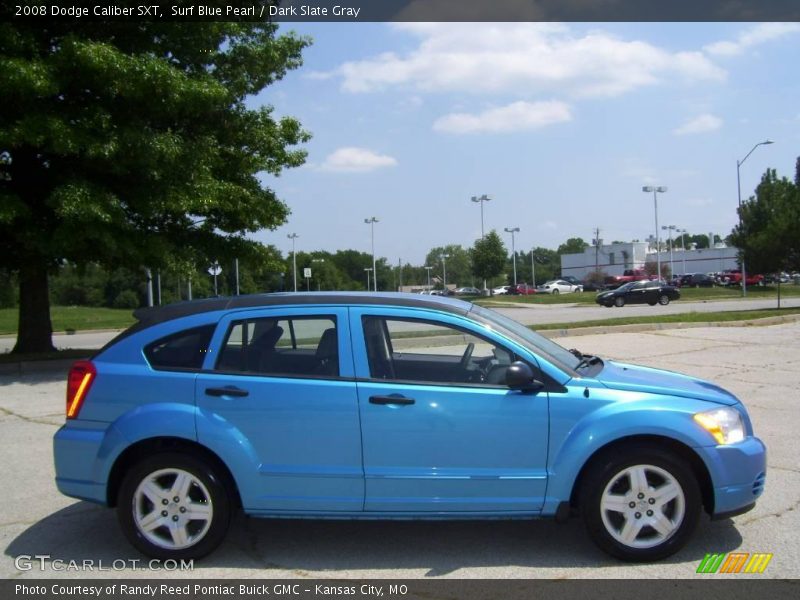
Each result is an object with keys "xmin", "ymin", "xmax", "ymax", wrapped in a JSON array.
[{"xmin": 53, "ymin": 423, "xmax": 113, "ymax": 505}]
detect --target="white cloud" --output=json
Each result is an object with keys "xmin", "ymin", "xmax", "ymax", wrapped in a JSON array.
[
  {"xmin": 673, "ymin": 114, "xmax": 723, "ymax": 136},
  {"xmin": 704, "ymin": 23, "xmax": 800, "ymax": 57},
  {"xmin": 327, "ymin": 23, "xmax": 724, "ymax": 98},
  {"xmin": 433, "ymin": 100, "xmax": 571, "ymax": 134},
  {"xmin": 320, "ymin": 147, "xmax": 398, "ymax": 173}
]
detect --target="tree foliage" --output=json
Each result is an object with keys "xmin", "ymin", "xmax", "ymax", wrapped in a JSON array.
[
  {"xmin": 471, "ymin": 231, "xmax": 507, "ymax": 285},
  {"xmin": 425, "ymin": 244, "xmax": 472, "ymax": 287},
  {"xmin": 730, "ymin": 163, "xmax": 800, "ymax": 274},
  {"xmin": 557, "ymin": 237, "xmax": 589, "ymax": 255},
  {"xmin": 0, "ymin": 14, "xmax": 310, "ymax": 351}
]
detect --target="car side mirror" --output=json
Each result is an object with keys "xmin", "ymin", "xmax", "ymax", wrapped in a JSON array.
[{"xmin": 506, "ymin": 361, "xmax": 544, "ymax": 392}]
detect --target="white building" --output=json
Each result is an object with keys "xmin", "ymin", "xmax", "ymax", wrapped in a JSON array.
[{"xmin": 561, "ymin": 242, "xmax": 739, "ymax": 280}]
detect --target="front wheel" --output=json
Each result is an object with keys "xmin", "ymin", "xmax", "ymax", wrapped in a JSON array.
[
  {"xmin": 580, "ymin": 447, "xmax": 701, "ymax": 562},
  {"xmin": 118, "ymin": 453, "xmax": 232, "ymax": 560},
  {"xmin": 552, "ymin": 289, "xmax": 560, "ymax": 295},
  {"xmin": 614, "ymin": 296, "xmax": 625, "ymax": 307},
  {"xmin": 658, "ymin": 294, "xmax": 670, "ymax": 305}
]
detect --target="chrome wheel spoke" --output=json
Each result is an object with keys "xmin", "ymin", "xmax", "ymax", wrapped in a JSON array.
[
  {"xmin": 619, "ymin": 518, "xmax": 643, "ymax": 544},
  {"xmin": 652, "ymin": 482, "xmax": 680, "ymax": 507},
  {"xmin": 169, "ymin": 523, "xmax": 190, "ymax": 547},
  {"xmin": 601, "ymin": 494, "xmax": 629, "ymax": 514},
  {"xmin": 650, "ymin": 512, "xmax": 675, "ymax": 537},
  {"xmin": 138, "ymin": 509, "xmax": 167, "ymax": 532},
  {"xmin": 171, "ymin": 471, "xmax": 192, "ymax": 500},
  {"xmin": 141, "ymin": 481, "xmax": 167, "ymax": 505},
  {"xmin": 185, "ymin": 501, "xmax": 211, "ymax": 521},
  {"xmin": 629, "ymin": 466, "xmax": 650, "ymax": 495}
]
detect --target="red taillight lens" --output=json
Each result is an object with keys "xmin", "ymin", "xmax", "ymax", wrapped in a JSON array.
[{"xmin": 66, "ymin": 360, "xmax": 96, "ymax": 419}]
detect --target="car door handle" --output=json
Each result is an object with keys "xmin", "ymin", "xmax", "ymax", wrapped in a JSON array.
[
  {"xmin": 205, "ymin": 386, "xmax": 249, "ymax": 398},
  {"xmin": 369, "ymin": 395, "xmax": 415, "ymax": 405}
]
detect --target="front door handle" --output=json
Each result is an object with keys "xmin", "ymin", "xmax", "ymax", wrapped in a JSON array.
[
  {"xmin": 205, "ymin": 386, "xmax": 249, "ymax": 398},
  {"xmin": 369, "ymin": 395, "xmax": 415, "ymax": 406}
]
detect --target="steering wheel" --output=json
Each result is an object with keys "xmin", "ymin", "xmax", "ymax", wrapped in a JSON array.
[{"xmin": 459, "ymin": 342, "xmax": 475, "ymax": 370}]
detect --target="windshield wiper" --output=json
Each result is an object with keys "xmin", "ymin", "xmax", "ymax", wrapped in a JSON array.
[{"xmin": 575, "ymin": 354, "xmax": 602, "ymax": 370}]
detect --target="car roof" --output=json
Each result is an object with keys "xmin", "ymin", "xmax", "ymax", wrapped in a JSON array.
[{"xmin": 131, "ymin": 292, "xmax": 473, "ymax": 330}]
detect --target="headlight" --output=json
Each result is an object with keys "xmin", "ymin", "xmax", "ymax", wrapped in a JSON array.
[{"xmin": 693, "ymin": 407, "xmax": 745, "ymax": 445}]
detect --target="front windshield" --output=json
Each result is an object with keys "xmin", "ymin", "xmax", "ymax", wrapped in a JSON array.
[{"xmin": 468, "ymin": 304, "xmax": 581, "ymax": 372}]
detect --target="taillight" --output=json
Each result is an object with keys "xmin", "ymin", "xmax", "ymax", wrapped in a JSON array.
[{"xmin": 66, "ymin": 360, "xmax": 96, "ymax": 419}]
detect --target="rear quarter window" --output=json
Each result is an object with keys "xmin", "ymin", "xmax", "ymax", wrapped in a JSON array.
[{"xmin": 144, "ymin": 325, "xmax": 216, "ymax": 370}]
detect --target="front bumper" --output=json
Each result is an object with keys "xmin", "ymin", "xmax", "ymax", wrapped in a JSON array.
[{"xmin": 695, "ymin": 436, "xmax": 767, "ymax": 516}]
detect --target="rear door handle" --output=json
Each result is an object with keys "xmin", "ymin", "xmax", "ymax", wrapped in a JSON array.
[
  {"xmin": 369, "ymin": 395, "xmax": 415, "ymax": 405},
  {"xmin": 205, "ymin": 386, "xmax": 249, "ymax": 398}
]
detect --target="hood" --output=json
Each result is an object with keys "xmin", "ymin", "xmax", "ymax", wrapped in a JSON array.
[{"xmin": 595, "ymin": 360, "xmax": 739, "ymax": 406}]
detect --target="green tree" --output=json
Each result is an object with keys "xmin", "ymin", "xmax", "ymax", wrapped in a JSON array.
[
  {"xmin": 557, "ymin": 237, "xmax": 589, "ymax": 255},
  {"xmin": 0, "ymin": 14, "xmax": 310, "ymax": 352},
  {"xmin": 730, "ymin": 163, "xmax": 800, "ymax": 277},
  {"xmin": 425, "ymin": 245, "xmax": 472, "ymax": 288},
  {"xmin": 471, "ymin": 231, "xmax": 507, "ymax": 289}
]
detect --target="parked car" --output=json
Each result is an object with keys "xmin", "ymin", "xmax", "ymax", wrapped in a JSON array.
[
  {"xmin": 492, "ymin": 285, "xmax": 511, "ymax": 295},
  {"xmin": 455, "ymin": 287, "xmax": 481, "ymax": 296},
  {"xmin": 511, "ymin": 283, "xmax": 538, "ymax": 295},
  {"xmin": 604, "ymin": 269, "xmax": 651, "ymax": 289},
  {"xmin": 560, "ymin": 275, "xmax": 583, "ymax": 287},
  {"xmin": 537, "ymin": 280, "xmax": 583, "ymax": 294},
  {"xmin": 596, "ymin": 280, "xmax": 680, "ymax": 307},
  {"xmin": 581, "ymin": 279, "xmax": 605, "ymax": 292},
  {"xmin": 677, "ymin": 273, "xmax": 715, "ymax": 288},
  {"xmin": 55, "ymin": 292, "xmax": 765, "ymax": 562},
  {"xmin": 717, "ymin": 270, "xmax": 764, "ymax": 287}
]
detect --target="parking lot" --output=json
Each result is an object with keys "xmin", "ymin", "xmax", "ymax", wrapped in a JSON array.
[{"xmin": 1, "ymin": 320, "xmax": 798, "ymax": 579}]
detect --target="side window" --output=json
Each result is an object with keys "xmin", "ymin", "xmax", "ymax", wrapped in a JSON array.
[
  {"xmin": 216, "ymin": 316, "xmax": 338, "ymax": 377},
  {"xmin": 144, "ymin": 325, "xmax": 215, "ymax": 370},
  {"xmin": 362, "ymin": 317, "xmax": 520, "ymax": 386}
]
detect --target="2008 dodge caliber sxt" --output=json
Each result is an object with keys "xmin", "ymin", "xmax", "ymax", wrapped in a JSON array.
[{"xmin": 54, "ymin": 293, "xmax": 766, "ymax": 562}]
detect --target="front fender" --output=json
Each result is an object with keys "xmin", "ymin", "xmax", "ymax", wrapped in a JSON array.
[{"xmin": 545, "ymin": 393, "xmax": 717, "ymax": 506}]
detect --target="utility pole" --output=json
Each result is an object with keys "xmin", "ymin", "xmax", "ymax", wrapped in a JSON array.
[{"xmin": 593, "ymin": 227, "xmax": 601, "ymax": 276}]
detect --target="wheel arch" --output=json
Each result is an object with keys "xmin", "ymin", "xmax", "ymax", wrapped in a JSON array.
[
  {"xmin": 106, "ymin": 437, "xmax": 242, "ymax": 509},
  {"xmin": 568, "ymin": 434, "xmax": 714, "ymax": 516}
]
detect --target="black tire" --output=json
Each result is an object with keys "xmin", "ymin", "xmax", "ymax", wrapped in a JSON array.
[
  {"xmin": 648, "ymin": 301, "xmax": 657, "ymax": 306},
  {"xmin": 580, "ymin": 445, "xmax": 701, "ymax": 562},
  {"xmin": 117, "ymin": 452, "xmax": 232, "ymax": 560},
  {"xmin": 552, "ymin": 289, "xmax": 560, "ymax": 295},
  {"xmin": 658, "ymin": 294, "xmax": 670, "ymax": 305},
  {"xmin": 614, "ymin": 296, "xmax": 625, "ymax": 307}
]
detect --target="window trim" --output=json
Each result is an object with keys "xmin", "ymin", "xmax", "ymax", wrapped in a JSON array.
[{"xmin": 143, "ymin": 324, "xmax": 216, "ymax": 372}]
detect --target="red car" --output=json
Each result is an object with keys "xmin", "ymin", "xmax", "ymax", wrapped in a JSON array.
[
  {"xmin": 604, "ymin": 269, "xmax": 651, "ymax": 289},
  {"xmin": 511, "ymin": 283, "xmax": 538, "ymax": 295},
  {"xmin": 719, "ymin": 270, "xmax": 764, "ymax": 287}
]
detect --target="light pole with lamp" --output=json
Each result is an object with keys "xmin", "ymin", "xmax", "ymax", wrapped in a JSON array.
[
  {"xmin": 642, "ymin": 186, "xmax": 667, "ymax": 281},
  {"xmin": 312, "ymin": 258, "xmax": 325, "ymax": 291},
  {"xmin": 737, "ymin": 139, "xmax": 774, "ymax": 297},
  {"xmin": 504, "ymin": 227, "xmax": 520, "ymax": 286},
  {"xmin": 440, "ymin": 254, "xmax": 450, "ymax": 290},
  {"xmin": 287, "ymin": 233, "xmax": 299, "ymax": 292},
  {"xmin": 676, "ymin": 228, "xmax": 687, "ymax": 275},
  {"xmin": 662, "ymin": 225, "xmax": 677, "ymax": 280},
  {"xmin": 471, "ymin": 194, "xmax": 491, "ymax": 293},
  {"xmin": 364, "ymin": 217, "xmax": 379, "ymax": 291},
  {"xmin": 530, "ymin": 248, "xmax": 537, "ymax": 287},
  {"xmin": 364, "ymin": 267, "xmax": 373, "ymax": 291},
  {"xmin": 424, "ymin": 266, "xmax": 433, "ymax": 291}
]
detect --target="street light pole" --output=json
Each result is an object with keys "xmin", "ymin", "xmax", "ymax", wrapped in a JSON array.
[
  {"xmin": 287, "ymin": 233, "xmax": 299, "ymax": 292},
  {"xmin": 737, "ymin": 139, "xmax": 774, "ymax": 297},
  {"xmin": 312, "ymin": 258, "xmax": 325, "ymax": 291},
  {"xmin": 504, "ymin": 227, "xmax": 520, "ymax": 286},
  {"xmin": 662, "ymin": 225, "xmax": 676, "ymax": 280},
  {"xmin": 364, "ymin": 217, "xmax": 379, "ymax": 291},
  {"xmin": 530, "ymin": 248, "xmax": 536, "ymax": 287},
  {"xmin": 642, "ymin": 186, "xmax": 667, "ymax": 281},
  {"xmin": 364, "ymin": 267, "xmax": 372, "ymax": 290},
  {"xmin": 424, "ymin": 266, "xmax": 432, "ymax": 290},
  {"xmin": 440, "ymin": 254, "xmax": 450, "ymax": 290},
  {"xmin": 676, "ymin": 228, "xmax": 687, "ymax": 275},
  {"xmin": 472, "ymin": 194, "xmax": 491, "ymax": 293}
]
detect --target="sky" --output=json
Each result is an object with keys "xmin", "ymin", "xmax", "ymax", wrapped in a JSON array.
[{"xmin": 248, "ymin": 22, "xmax": 800, "ymax": 265}]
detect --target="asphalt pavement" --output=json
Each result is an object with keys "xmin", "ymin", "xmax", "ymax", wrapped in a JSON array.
[{"xmin": 1, "ymin": 320, "xmax": 797, "ymax": 579}]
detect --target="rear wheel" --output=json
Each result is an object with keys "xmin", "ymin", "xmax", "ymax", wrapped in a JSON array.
[
  {"xmin": 614, "ymin": 296, "xmax": 625, "ymax": 307},
  {"xmin": 658, "ymin": 294, "xmax": 670, "ymax": 305},
  {"xmin": 580, "ymin": 446, "xmax": 700, "ymax": 562},
  {"xmin": 118, "ymin": 453, "xmax": 231, "ymax": 560},
  {"xmin": 552, "ymin": 289, "xmax": 560, "ymax": 295}
]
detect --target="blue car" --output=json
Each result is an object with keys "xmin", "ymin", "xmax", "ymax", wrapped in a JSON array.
[{"xmin": 54, "ymin": 293, "xmax": 766, "ymax": 562}]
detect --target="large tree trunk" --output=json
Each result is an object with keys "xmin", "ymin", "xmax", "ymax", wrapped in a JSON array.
[{"xmin": 12, "ymin": 256, "xmax": 55, "ymax": 354}]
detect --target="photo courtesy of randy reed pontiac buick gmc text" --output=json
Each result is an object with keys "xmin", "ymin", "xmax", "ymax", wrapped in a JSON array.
[{"xmin": 53, "ymin": 293, "xmax": 766, "ymax": 562}]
